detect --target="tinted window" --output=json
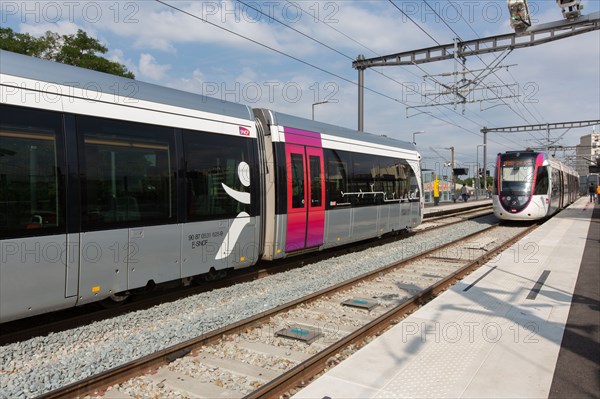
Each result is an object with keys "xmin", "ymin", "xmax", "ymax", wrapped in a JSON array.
[
  {"xmin": 290, "ymin": 153, "xmax": 305, "ymax": 209},
  {"xmin": 0, "ymin": 105, "xmax": 65, "ymax": 238},
  {"xmin": 324, "ymin": 149, "xmax": 420, "ymax": 208},
  {"xmin": 78, "ymin": 116, "xmax": 175, "ymax": 230},
  {"xmin": 325, "ymin": 149, "xmax": 350, "ymax": 207},
  {"xmin": 534, "ymin": 166, "xmax": 549, "ymax": 195},
  {"xmin": 379, "ymin": 158, "xmax": 419, "ymax": 202},
  {"xmin": 406, "ymin": 162, "xmax": 420, "ymax": 201},
  {"xmin": 184, "ymin": 131, "xmax": 255, "ymax": 220},
  {"xmin": 309, "ymin": 155, "xmax": 322, "ymax": 207},
  {"xmin": 551, "ymin": 168, "xmax": 560, "ymax": 199},
  {"xmin": 352, "ymin": 153, "xmax": 378, "ymax": 206}
]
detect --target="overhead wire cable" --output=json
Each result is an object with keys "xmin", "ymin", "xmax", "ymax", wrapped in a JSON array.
[
  {"xmin": 283, "ymin": 0, "xmax": 380, "ymax": 58},
  {"xmin": 385, "ymin": 0, "xmax": 502, "ymax": 134},
  {"xmin": 154, "ymin": 0, "xmax": 403, "ymax": 105},
  {"xmin": 282, "ymin": 0, "xmax": 497, "ymax": 138},
  {"xmin": 422, "ymin": 0, "xmax": 534, "ymax": 125},
  {"xmin": 155, "ymin": 0, "xmax": 494, "ymax": 139},
  {"xmin": 418, "ymin": 0, "xmax": 544, "ymax": 149},
  {"xmin": 448, "ymin": 0, "xmax": 550, "ymax": 146},
  {"xmin": 386, "ymin": 0, "xmax": 514, "ymax": 135},
  {"xmin": 238, "ymin": 0, "xmax": 423, "ymax": 100},
  {"xmin": 281, "ymin": 1, "xmax": 501, "ymax": 137},
  {"xmin": 385, "ymin": 0, "xmax": 525, "ymax": 148},
  {"xmin": 237, "ymin": 0, "xmax": 349, "ymax": 60},
  {"xmin": 440, "ymin": 0, "xmax": 545, "ymax": 127},
  {"xmin": 387, "ymin": 0, "xmax": 441, "ymax": 45},
  {"xmin": 402, "ymin": 1, "xmax": 532, "ymax": 152}
]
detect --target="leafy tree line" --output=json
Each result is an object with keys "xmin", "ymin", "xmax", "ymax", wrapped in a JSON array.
[{"xmin": 0, "ymin": 27, "xmax": 134, "ymax": 79}]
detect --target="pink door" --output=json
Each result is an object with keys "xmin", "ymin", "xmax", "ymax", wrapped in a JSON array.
[{"xmin": 285, "ymin": 144, "xmax": 325, "ymax": 252}]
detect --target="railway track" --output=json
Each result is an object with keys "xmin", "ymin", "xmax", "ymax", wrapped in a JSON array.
[
  {"xmin": 0, "ymin": 205, "xmax": 492, "ymax": 347},
  {"xmin": 37, "ymin": 217, "xmax": 536, "ymax": 399}
]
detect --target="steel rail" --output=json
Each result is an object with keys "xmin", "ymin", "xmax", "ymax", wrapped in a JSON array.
[
  {"xmin": 38, "ymin": 219, "xmax": 529, "ymax": 399},
  {"xmin": 246, "ymin": 222, "xmax": 540, "ymax": 398}
]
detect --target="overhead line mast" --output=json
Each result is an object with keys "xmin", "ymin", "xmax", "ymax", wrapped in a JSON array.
[
  {"xmin": 353, "ymin": 8, "xmax": 600, "ymax": 183},
  {"xmin": 352, "ymin": 12, "xmax": 599, "ymax": 70},
  {"xmin": 481, "ymin": 120, "xmax": 600, "ymax": 168}
]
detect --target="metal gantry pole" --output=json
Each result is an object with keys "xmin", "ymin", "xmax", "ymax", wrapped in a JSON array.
[
  {"xmin": 483, "ymin": 131, "xmax": 487, "ymax": 193},
  {"xmin": 357, "ymin": 54, "xmax": 365, "ymax": 132}
]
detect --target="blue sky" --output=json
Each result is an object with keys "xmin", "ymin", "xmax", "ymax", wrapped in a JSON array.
[{"xmin": 2, "ymin": 0, "xmax": 599, "ymax": 176}]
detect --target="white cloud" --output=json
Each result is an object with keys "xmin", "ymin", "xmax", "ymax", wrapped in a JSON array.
[
  {"xmin": 138, "ymin": 53, "xmax": 171, "ymax": 80},
  {"xmin": 19, "ymin": 20, "xmax": 85, "ymax": 37},
  {"xmin": 167, "ymin": 68, "xmax": 206, "ymax": 94},
  {"xmin": 6, "ymin": 0, "xmax": 599, "ymax": 168}
]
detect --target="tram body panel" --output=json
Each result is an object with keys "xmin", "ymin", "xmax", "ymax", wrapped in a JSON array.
[
  {"xmin": 1, "ymin": 51, "xmax": 423, "ymax": 323},
  {"xmin": 322, "ymin": 209, "xmax": 352, "ymax": 249},
  {"xmin": 1, "ymin": 235, "xmax": 79, "ymax": 323},
  {"xmin": 256, "ymin": 109, "xmax": 422, "ymax": 259},
  {"xmin": 78, "ymin": 229, "xmax": 129, "ymax": 305}
]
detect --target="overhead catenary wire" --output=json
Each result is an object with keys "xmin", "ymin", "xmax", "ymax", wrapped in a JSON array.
[
  {"xmin": 238, "ymin": 0, "xmax": 425, "ymax": 100},
  {"xmin": 384, "ymin": 0, "xmax": 526, "ymax": 150},
  {"xmin": 413, "ymin": 0, "xmax": 547, "ymax": 150},
  {"xmin": 428, "ymin": 0, "xmax": 547, "ymax": 129},
  {"xmin": 422, "ymin": 0, "xmax": 537, "ymax": 126},
  {"xmin": 241, "ymin": 0, "xmax": 516, "ymax": 144},
  {"xmin": 154, "ymin": 0, "xmax": 403, "ymax": 105},
  {"xmin": 154, "ymin": 0, "xmax": 490, "ymax": 139}
]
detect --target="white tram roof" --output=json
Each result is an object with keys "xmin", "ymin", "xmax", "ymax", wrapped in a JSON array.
[
  {"xmin": 0, "ymin": 50, "xmax": 254, "ymax": 122},
  {"xmin": 256, "ymin": 108, "xmax": 417, "ymax": 152}
]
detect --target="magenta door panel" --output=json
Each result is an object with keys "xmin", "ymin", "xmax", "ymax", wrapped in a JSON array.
[
  {"xmin": 284, "ymin": 144, "xmax": 325, "ymax": 252},
  {"xmin": 305, "ymin": 147, "xmax": 325, "ymax": 248},
  {"xmin": 285, "ymin": 144, "xmax": 307, "ymax": 252}
]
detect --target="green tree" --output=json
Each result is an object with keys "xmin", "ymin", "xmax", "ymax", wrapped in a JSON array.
[{"xmin": 0, "ymin": 27, "xmax": 134, "ymax": 79}]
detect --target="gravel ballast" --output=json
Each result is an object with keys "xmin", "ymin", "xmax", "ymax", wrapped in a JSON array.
[{"xmin": 0, "ymin": 216, "xmax": 498, "ymax": 398}]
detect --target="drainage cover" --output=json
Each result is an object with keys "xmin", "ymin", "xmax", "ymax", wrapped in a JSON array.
[
  {"xmin": 275, "ymin": 325, "xmax": 322, "ymax": 344},
  {"xmin": 341, "ymin": 297, "xmax": 379, "ymax": 311}
]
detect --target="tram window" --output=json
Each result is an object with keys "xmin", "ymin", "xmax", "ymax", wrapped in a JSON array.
[
  {"xmin": 290, "ymin": 153, "xmax": 305, "ymax": 209},
  {"xmin": 551, "ymin": 169, "xmax": 560, "ymax": 198},
  {"xmin": 184, "ymin": 131, "xmax": 254, "ymax": 221},
  {"xmin": 534, "ymin": 166, "xmax": 549, "ymax": 195},
  {"xmin": 395, "ymin": 160, "xmax": 420, "ymax": 201},
  {"xmin": 500, "ymin": 160, "xmax": 534, "ymax": 192},
  {"xmin": 78, "ymin": 116, "xmax": 175, "ymax": 230},
  {"xmin": 325, "ymin": 149, "xmax": 350, "ymax": 207},
  {"xmin": 407, "ymin": 163, "xmax": 420, "ymax": 201},
  {"xmin": 309, "ymin": 155, "xmax": 322, "ymax": 207},
  {"xmin": 397, "ymin": 162, "xmax": 409, "ymax": 199},
  {"xmin": 351, "ymin": 153, "xmax": 379, "ymax": 206},
  {"xmin": 380, "ymin": 157, "xmax": 400, "ymax": 201},
  {"xmin": 0, "ymin": 106, "xmax": 65, "ymax": 238}
]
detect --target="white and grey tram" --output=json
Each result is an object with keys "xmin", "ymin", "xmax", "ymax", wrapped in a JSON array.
[
  {"xmin": 492, "ymin": 150, "xmax": 579, "ymax": 221},
  {"xmin": 0, "ymin": 50, "xmax": 423, "ymax": 323}
]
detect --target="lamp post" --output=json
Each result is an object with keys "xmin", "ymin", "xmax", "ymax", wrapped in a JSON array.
[
  {"xmin": 412, "ymin": 130, "xmax": 425, "ymax": 145},
  {"xmin": 476, "ymin": 144, "xmax": 485, "ymax": 200},
  {"xmin": 444, "ymin": 146, "xmax": 455, "ymax": 202},
  {"xmin": 312, "ymin": 100, "xmax": 329, "ymax": 120}
]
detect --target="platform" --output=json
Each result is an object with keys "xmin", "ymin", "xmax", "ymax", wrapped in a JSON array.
[
  {"xmin": 293, "ymin": 197, "xmax": 599, "ymax": 399},
  {"xmin": 423, "ymin": 198, "xmax": 491, "ymax": 218}
]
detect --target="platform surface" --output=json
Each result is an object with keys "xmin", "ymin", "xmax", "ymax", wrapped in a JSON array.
[
  {"xmin": 294, "ymin": 197, "xmax": 599, "ymax": 399},
  {"xmin": 423, "ymin": 198, "xmax": 491, "ymax": 217}
]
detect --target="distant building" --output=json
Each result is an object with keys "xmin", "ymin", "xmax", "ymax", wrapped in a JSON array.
[{"xmin": 575, "ymin": 131, "xmax": 600, "ymax": 177}]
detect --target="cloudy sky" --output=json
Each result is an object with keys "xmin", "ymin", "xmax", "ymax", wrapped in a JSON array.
[{"xmin": 2, "ymin": 0, "xmax": 599, "ymax": 176}]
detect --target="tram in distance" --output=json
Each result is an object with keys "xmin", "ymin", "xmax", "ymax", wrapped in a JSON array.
[
  {"xmin": 0, "ymin": 50, "xmax": 423, "ymax": 323},
  {"xmin": 492, "ymin": 150, "xmax": 579, "ymax": 221}
]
